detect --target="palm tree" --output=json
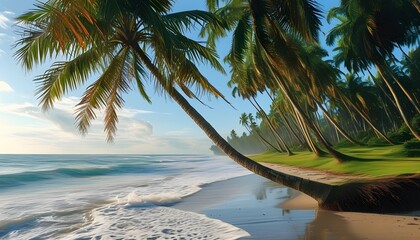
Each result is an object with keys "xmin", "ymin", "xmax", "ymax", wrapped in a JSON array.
[
  {"xmin": 245, "ymin": 0, "xmax": 360, "ymax": 161},
  {"xmin": 402, "ymin": 48, "xmax": 420, "ymax": 102},
  {"xmin": 250, "ymin": 113, "xmax": 285, "ymax": 152},
  {"xmin": 205, "ymin": 0, "xmax": 359, "ymax": 161},
  {"xmin": 326, "ymin": 0, "xmax": 420, "ymax": 141},
  {"xmin": 270, "ymin": 95, "xmax": 309, "ymax": 149},
  {"xmin": 15, "ymin": 0, "xmax": 337, "ymax": 207}
]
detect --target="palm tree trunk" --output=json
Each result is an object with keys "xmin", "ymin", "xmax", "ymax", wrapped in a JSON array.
[
  {"xmin": 338, "ymin": 90, "xmax": 395, "ymax": 144},
  {"xmin": 311, "ymin": 108, "xmax": 334, "ymax": 148},
  {"xmin": 131, "ymin": 42, "xmax": 333, "ymax": 201},
  {"xmin": 250, "ymin": 96, "xmax": 294, "ymax": 155},
  {"xmin": 367, "ymin": 69, "xmax": 399, "ymax": 110},
  {"xmin": 317, "ymin": 102, "xmax": 363, "ymax": 145},
  {"xmin": 293, "ymin": 104, "xmax": 328, "ymax": 157},
  {"xmin": 335, "ymin": 128, "xmax": 340, "ymax": 142},
  {"xmin": 265, "ymin": 90, "xmax": 308, "ymax": 148},
  {"xmin": 412, "ymin": 0, "xmax": 420, "ymax": 12},
  {"xmin": 248, "ymin": 99, "xmax": 286, "ymax": 152},
  {"xmin": 397, "ymin": 44, "xmax": 420, "ymax": 79},
  {"xmin": 280, "ymin": 112, "xmax": 308, "ymax": 148},
  {"xmin": 169, "ymin": 87, "xmax": 331, "ymax": 202},
  {"xmin": 242, "ymin": 124, "xmax": 269, "ymax": 151},
  {"xmin": 269, "ymin": 69, "xmax": 350, "ymax": 161},
  {"xmin": 376, "ymin": 64, "xmax": 420, "ymax": 141},
  {"xmin": 254, "ymin": 128, "xmax": 285, "ymax": 153},
  {"xmin": 381, "ymin": 60, "xmax": 420, "ymax": 113}
]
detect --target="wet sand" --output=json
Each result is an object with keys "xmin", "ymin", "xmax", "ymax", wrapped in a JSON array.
[
  {"xmin": 174, "ymin": 174, "xmax": 420, "ymax": 239},
  {"xmin": 283, "ymin": 193, "xmax": 420, "ymax": 240},
  {"xmin": 175, "ymin": 174, "xmax": 315, "ymax": 239}
]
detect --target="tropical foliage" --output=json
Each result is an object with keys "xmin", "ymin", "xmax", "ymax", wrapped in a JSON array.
[{"xmin": 208, "ymin": 0, "xmax": 420, "ymax": 158}]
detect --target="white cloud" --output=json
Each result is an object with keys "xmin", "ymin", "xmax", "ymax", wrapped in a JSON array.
[
  {"xmin": 0, "ymin": 97, "xmax": 212, "ymax": 154},
  {"xmin": 0, "ymin": 98, "xmax": 154, "ymax": 136},
  {"xmin": 0, "ymin": 11, "xmax": 13, "ymax": 29},
  {"xmin": 0, "ymin": 81, "xmax": 13, "ymax": 92}
]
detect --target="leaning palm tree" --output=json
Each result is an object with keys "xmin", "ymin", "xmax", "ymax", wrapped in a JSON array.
[
  {"xmin": 239, "ymin": 112, "xmax": 280, "ymax": 152},
  {"xmin": 205, "ymin": 0, "xmax": 358, "ymax": 161},
  {"xmin": 326, "ymin": 0, "xmax": 420, "ymax": 141},
  {"xmin": 15, "ymin": 0, "xmax": 336, "ymax": 206}
]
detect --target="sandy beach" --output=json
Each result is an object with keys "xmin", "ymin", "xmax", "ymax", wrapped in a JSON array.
[{"xmin": 174, "ymin": 174, "xmax": 420, "ymax": 239}]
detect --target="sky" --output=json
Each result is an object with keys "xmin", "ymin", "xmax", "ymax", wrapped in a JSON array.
[{"xmin": 0, "ymin": 0, "xmax": 339, "ymax": 154}]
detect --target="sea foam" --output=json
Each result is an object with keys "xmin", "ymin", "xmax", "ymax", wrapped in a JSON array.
[{"xmin": 64, "ymin": 204, "xmax": 250, "ymax": 240}]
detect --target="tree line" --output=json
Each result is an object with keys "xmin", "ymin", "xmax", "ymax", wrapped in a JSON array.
[{"xmin": 209, "ymin": 0, "xmax": 420, "ymax": 159}]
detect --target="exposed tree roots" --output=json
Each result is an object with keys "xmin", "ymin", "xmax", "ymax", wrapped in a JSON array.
[{"xmin": 320, "ymin": 174, "xmax": 420, "ymax": 213}]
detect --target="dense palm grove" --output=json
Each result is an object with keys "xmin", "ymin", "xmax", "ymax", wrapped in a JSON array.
[
  {"xmin": 209, "ymin": 0, "xmax": 420, "ymax": 159},
  {"xmin": 15, "ymin": 0, "xmax": 420, "ymax": 211}
]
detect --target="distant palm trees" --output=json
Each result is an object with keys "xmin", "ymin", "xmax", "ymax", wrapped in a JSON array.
[
  {"xmin": 207, "ymin": 0, "xmax": 419, "ymax": 158},
  {"xmin": 327, "ymin": 0, "xmax": 420, "ymax": 140}
]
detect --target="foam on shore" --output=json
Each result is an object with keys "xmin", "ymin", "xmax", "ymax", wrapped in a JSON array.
[{"xmin": 64, "ymin": 204, "xmax": 250, "ymax": 240}]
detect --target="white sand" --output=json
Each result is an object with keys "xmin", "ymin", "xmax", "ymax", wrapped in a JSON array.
[
  {"xmin": 281, "ymin": 192, "xmax": 420, "ymax": 239},
  {"xmin": 261, "ymin": 162, "xmax": 369, "ymax": 184}
]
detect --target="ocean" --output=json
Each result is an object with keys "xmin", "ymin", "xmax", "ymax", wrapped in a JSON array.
[{"xmin": 0, "ymin": 154, "xmax": 252, "ymax": 239}]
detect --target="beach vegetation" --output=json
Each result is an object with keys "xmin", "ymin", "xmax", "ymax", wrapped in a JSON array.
[{"xmin": 251, "ymin": 145, "xmax": 420, "ymax": 178}]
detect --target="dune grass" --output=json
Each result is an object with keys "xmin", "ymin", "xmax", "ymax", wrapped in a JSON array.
[{"xmin": 250, "ymin": 145, "xmax": 420, "ymax": 178}]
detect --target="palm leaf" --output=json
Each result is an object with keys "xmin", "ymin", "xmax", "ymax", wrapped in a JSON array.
[
  {"xmin": 164, "ymin": 10, "xmax": 226, "ymax": 33},
  {"xmin": 34, "ymin": 47, "xmax": 104, "ymax": 110},
  {"xmin": 75, "ymin": 48, "xmax": 129, "ymax": 139}
]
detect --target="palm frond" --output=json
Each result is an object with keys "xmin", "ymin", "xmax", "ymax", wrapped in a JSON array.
[
  {"xmin": 104, "ymin": 49, "xmax": 132, "ymax": 142},
  {"xmin": 201, "ymin": 1, "xmax": 249, "ymax": 48},
  {"xmin": 229, "ymin": 14, "xmax": 252, "ymax": 67},
  {"xmin": 14, "ymin": 29, "xmax": 62, "ymax": 71},
  {"xmin": 153, "ymin": 26, "xmax": 226, "ymax": 74},
  {"xmin": 34, "ymin": 47, "xmax": 104, "ymax": 110},
  {"xmin": 266, "ymin": 0, "xmax": 322, "ymax": 42},
  {"xmin": 131, "ymin": 52, "xmax": 151, "ymax": 103},
  {"xmin": 75, "ymin": 48, "xmax": 130, "ymax": 139},
  {"xmin": 164, "ymin": 10, "xmax": 226, "ymax": 33}
]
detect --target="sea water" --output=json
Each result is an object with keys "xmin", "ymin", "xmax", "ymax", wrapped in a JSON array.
[{"xmin": 0, "ymin": 154, "xmax": 252, "ymax": 239}]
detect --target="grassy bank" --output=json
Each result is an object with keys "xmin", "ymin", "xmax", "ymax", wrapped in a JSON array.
[{"xmin": 250, "ymin": 145, "xmax": 420, "ymax": 178}]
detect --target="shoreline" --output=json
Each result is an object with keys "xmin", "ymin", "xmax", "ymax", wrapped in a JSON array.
[
  {"xmin": 174, "ymin": 174, "xmax": 315, "ymax": 239},
  {"xmin": 174, "ymin": 174, "xmax": 420, "ymax": 239}
]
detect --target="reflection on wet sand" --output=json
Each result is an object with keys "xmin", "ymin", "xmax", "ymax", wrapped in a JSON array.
[
  {"xmin": 305, "ymin": 210, "xmax": 359, "ymax": 240},
  {"xmin": 177, "ymin": 174, "xmax": 420, "ymax": 239},
  {"xmin": 293, "ymin": 200, "xmax": 420, "ymax": 240},
  {"xmin": 304, "ymin": 209, "xmax": 420, "ymax": 240},
  {"xmin": 274, "ymin": 180, "xmax": 420, "ymax": 240}
]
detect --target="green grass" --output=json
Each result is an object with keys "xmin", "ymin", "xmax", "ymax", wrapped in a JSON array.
[{"xmin": 250, "ymin": 145, "xmax": 420, "ymax": 178}]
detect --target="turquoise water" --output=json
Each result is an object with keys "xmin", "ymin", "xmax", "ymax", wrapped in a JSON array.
[{"xmin": 0, "ymin": 154, "xmax": 251, "ymax": 239}]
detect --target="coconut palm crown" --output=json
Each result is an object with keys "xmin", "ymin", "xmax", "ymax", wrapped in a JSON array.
[{"xmin": 15, "ymin": 0, "xmax": 229, "ymax": 142}]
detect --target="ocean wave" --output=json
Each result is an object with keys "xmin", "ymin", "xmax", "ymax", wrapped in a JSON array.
[
  {"xmin": 1, "ymin": 204, "xmax": 250, "ymax": 240},
  {"xmin": 0, "ymin": 163, "xmax": 170, "ymax": 189},
  {"xmin": 0, "ymin": 155, "xmax": 252, "ymax": 239}
]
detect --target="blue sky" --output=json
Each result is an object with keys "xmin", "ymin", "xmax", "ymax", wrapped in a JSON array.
[{"xmin": 0, "ymin": 0, "xmax": 339, "ymax": 154}]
